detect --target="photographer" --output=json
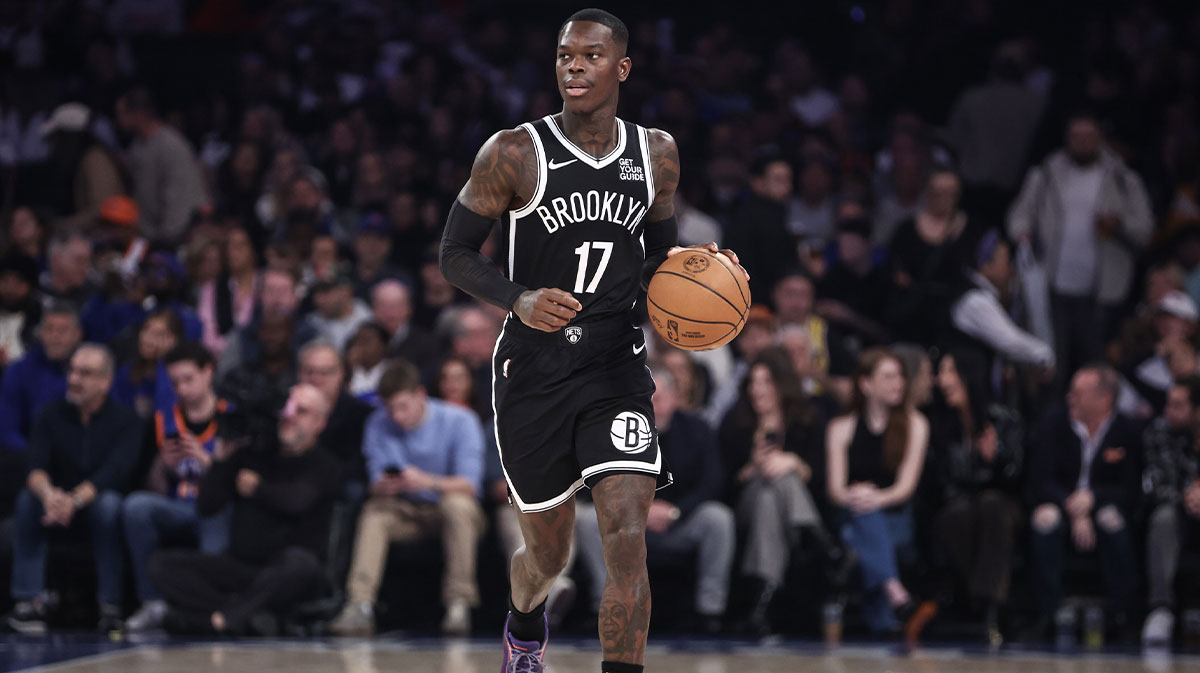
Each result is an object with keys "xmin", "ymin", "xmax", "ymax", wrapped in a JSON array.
[{"xmin": 148, "ymin": 384, "xmax": 340, "ymax": 635}]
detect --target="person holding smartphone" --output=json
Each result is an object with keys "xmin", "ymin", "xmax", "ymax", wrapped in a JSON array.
[
  {"xmin": 718, "ymin": 346, "xmax": 835, "ymax": 635},
  {"xmin": 121, "ymin": 342, "xmax": 231, "ymax": 633}
]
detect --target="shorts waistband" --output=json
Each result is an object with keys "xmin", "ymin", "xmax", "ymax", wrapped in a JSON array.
[{"xmin": 501, "ymin": 313, "xmax": 641, "ymax": 346}]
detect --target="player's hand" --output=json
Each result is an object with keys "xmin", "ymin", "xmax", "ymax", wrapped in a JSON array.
[
  {"xmin": 667, "ymin": 242, "xmax": 749, "ymax": 281},
  {"xmin": 514, "ymin": 288, "xmax": 582, "ymax": 332},
  {"xmin": 236, "ymin": 469, "xmax": 261, "ymax": 497}
]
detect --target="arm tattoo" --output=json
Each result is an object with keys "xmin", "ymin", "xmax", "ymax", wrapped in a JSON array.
[
  {"xmin": 645, "ymin": 129, "xmax": 680, "ymax": 222},
  {"xmin": 457, "ymin": 129, "xmax": 538, "ymax": 218}
]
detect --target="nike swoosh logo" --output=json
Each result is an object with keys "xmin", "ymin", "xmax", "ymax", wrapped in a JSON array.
[
  {"xmin": 633, "ymin": 343, "xmax": 646, "ymax": 355},
  {"xmin": 548, "ymin": 159, "xmax": 578, "ymax": 170}
]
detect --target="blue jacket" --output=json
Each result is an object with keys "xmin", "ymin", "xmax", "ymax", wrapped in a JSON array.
[{"xmin": 0, "ymin": 347, "xmax": 69, "ymax": 451}]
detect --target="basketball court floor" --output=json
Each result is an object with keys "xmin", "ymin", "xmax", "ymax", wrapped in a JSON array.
[{"xmin": 2, "ymin": 635, "xmax": 1197, "ymax": 673}]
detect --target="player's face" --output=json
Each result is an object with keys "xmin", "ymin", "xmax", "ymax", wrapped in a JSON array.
[{"xmin": 556, "ymin": 22, "xmax": 630, "ymax": 113}]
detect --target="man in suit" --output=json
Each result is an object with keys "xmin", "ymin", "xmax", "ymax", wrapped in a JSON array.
[{"xmin": 1028, "ymin": 363, "xmax": 1141, "ymax": 638}]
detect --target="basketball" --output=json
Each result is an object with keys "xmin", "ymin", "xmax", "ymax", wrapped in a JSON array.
[{"xmin": 646, "ymin": 249, "xmax": 751, "ymax": 351}]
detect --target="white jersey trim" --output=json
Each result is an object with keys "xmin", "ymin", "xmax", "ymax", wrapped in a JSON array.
[
  {"xmin": 507, "ymin": 123, "xmax": 547, "ymax": 278},
  {"xmin": 490, "ymin": 317, "xmax": 586, "ymax": 514},
  {"xmin": 580, "ymin": 441, "xmax": 663, "ymax": 480},
  {"xmin": 544, "ymin": 115, "xmax": 627, "ymax": 169},
  {"xmin": 637, "ymin": 125, "xmax": 655, "ymax": 208}
]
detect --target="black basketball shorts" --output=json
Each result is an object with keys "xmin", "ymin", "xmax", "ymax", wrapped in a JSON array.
[{"xmin": 491, "ymin": 315, "xmax": 673, "ymax": 513}]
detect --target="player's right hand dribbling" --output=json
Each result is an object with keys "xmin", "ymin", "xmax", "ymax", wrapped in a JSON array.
[{"xmin": 514, "ymin": 288, "xmax": 582, "ymax": 332}]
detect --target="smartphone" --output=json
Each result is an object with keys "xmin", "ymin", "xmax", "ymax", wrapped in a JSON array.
[{"xmin": 384, "ymin": 466, "xmax": 403, "ymax": 477}]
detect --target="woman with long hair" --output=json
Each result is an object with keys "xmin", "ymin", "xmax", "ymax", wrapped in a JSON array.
[
  {"xmin": 196, "ymin": 225, "xmax": 259, "ymax": 356},
  {"xmin": 111, "ymin": 310, "xmax": 185, "ymax": 418},
  {"xmin": 433, "ymin": 354, "xmax": 487, "ymax": 420},
  {"xmin": 826, "ymin": 347, "xmax": 930, "ymax": 634},
  {"xmin": 929, "ymin": 349, "xmax": 1023, "ymax": 644},
  {"xmin": 719, "ymin": 346, "xmax": 834, "ymax": 634}
]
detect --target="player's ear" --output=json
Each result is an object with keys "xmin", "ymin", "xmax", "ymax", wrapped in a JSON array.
[{"xmin": 618, "ymin": 56, "xmax": 631, "ymax": 82}]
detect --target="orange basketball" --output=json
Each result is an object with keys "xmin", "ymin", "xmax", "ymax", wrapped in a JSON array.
[{"xmin": 646, "ymin": 249, "xmax": 751, "ymax": 351}]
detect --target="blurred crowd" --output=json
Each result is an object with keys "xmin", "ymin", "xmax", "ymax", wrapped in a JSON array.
[{"xmin": 1, "ymin": 0, "xmax": 1200, "ymax": 648}]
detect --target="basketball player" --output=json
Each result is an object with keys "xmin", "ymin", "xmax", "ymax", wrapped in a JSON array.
[{"xmin": 440, "ymin": 9, "xmax": 745, "ymax": 673}]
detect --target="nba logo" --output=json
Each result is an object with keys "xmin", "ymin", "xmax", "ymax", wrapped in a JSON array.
[
  {"xmin": 565, "ymin": 326, "xmax": 582, "ymax": 344},
  {"xmin": 666, "ymin": 320, "xmax": 679, "ymax": 342}
]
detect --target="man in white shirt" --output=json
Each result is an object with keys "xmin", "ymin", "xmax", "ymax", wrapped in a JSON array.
[
  {"xmin": 1008, "ymin": 113, "xmax": 1153, "ymax": 382},
  {"xmin": 951, "ymin": 230, "xmax": 1055, "ymax": 377}
]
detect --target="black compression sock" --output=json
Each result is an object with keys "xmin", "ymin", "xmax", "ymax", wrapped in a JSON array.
[
  {"xmin": 507, "ymin": 595, "xmax": 546, "ymax": 643},
  {"xmin": 601, "ymin": 662, "xmax": 643, "ymax": 673}
]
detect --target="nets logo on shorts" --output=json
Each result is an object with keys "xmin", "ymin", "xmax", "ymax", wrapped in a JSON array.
[
  {"xmin": 565, "ymin": 326, "xmax": 582, "ymax": 344},
  {"xmin": 610, "ymin": 411, "xmax": 653, "ymax": 454}
]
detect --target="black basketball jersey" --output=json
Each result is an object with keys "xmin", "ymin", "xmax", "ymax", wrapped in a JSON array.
[{"xmin": 503, "ymin": 115, "xmax": 655, "ymax": 325}]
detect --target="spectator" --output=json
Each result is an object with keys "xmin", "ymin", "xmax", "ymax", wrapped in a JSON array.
[
  {"xmin": 891, "ymin": 343, "xmax": 935, "ymax": 410},
  {"xmin": 433, "ymin": 355, "xmax": 488, "ymax": 421},
  {"xmin": 121, "ymin": 343, "xmax": 231, "ymax": 633},
  {"xmin": 0, "ymin": 305, "xmax": 82, "ymax": 451},
  {"xmin": 928, "ymin": 349, "xmax": 1024, "ymax": 644},
  {"xmin": 657, "ymin": 348, "xmax": 710, "ymax": 415},
  {"xmin": 329, "ymin": 360, "xmax": 485, "ymax": 637},
  {"xmin": 309, "ymin": 269, "xmax": 372, "ymax": 354},
  {"xmin": 887, "ymin": 168, "xmax": 971, "ymax": 347},
  {"xmin": 298, "ymin": 339, "xmax": 373, "ymax": 499},
  {"xmin": 719, "ymin": 347, "xmax": 832, "ymax": 634},
  {"xmin": 217, "ymin": 267, "xmax": 315, "ymax": 381},
  {"xmin": 704, "ymin": 304, "xmax": 777, "ymax": 427},
  {"xmin": 5, "ymin": 344, "xmax": 142, "ymax": 634},
  {"xmin": 1109, "ymin": 262, "xmax": 1187, "ymax": 376},
  {"xmin": 1027, "ymin": 364, "xmax": 1142, "ymax": 640},
  {"xmin": 111, "ymin": 309, "xmax": 183, "ymax": 418},
  {"xmin": 4, "ymin": 207, "xmax": 46, "ymax": 261},
  {"xmin": 39, "ymin": 232, "xmax": 94, "ymax": 310},
  {"xmin": 114, "ymin": 88, "xmax": 209, "ymax": 247},
  {"xmin": 949, "ymin": 230, "xmax": 1056, "ymax": 378},
  {"xmin": 773, "ymin": 270, "xmax": 852, "ymax": 397},
  {"xmin": 149, "ymin": 384, "xmax": 340, "ymax": 635},
  {"xmin": 727, "ymin": 153, "xmax": 801, "ymax": 305},
  {"xmin": 787, "ymin": 158, "xmax": 837, "ymax": 247},
  {"xmin": 1008, "ymin": 112, "xmax": 1154, "ymax": 378},
  {"xmin": 0, "ymin": 251, "xmax": 42, "ymax": 368},
  {"xmin": 816, "ymin": 213, "xmax": 890, "ymax": 348},
  {"xmin": 826, "ymin": 348, "xmax": 930, "ymax": 634},
  {"xmin": 1140, "ymin": 378, "xmax": 1200, "ymax": 646},
  {"xmin": 40, "ymin": 103, "xmax": 125, "ymax": 232},
  {"xmin": 297, "ymin": 338, "xmax": 373, "ymax": 584},
  {"xmin": 577, "ymin": 364, "xmax": 734, "ymax": 634},
  {"xmin": 196, "ymin": 225, "xmax": 260, "ymax": 357},
  {"xmin": 352, "ymin": 212, "xmax": 410, "ymax": 299},
  {"xmin": 218, "ymin": 312, "xmax": 300, "ymax": 426},
  {"xmin": 1126, "ymin": 292, "xmax": 1198, "ymax": 412},
  {"xmin": 441, "ymin": 305, "xmax": 502, "ymax": 403},
  {"xmin": 371, "ymin": 279, "xmax": 438, "ymax": 365},
  {"xmin": 346, "ymin": 321, "xmax": 390, "ymax": 403},
  {"xmin": 91, "ymin": 196, "xmax": 148, "ymax": 283},
  {"xmin": 948, "ymin": 41, "xmax": 1046, "ymax": 216}
]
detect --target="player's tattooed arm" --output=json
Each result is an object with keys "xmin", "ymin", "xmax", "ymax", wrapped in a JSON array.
[
  {"xmin": 651, "ymin": 128, "xmax": 749, "ymax": 280},
  {"xmin": 457, "ymin": 128, "xmax": 538, "ymax": 218},
  {"xmin": 645, "ymin": 128, "xmax": 680, "ymax": 221}
]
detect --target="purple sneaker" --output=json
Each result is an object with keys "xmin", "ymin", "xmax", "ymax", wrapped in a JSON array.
[{"xmin": 502, "ymin": 612, "xmax": 548, "ymax": 673}]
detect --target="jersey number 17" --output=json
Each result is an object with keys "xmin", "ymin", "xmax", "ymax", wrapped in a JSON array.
[{"xmin": 572, "ymin": 241, "xmax": 613, "ymax": 294}]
